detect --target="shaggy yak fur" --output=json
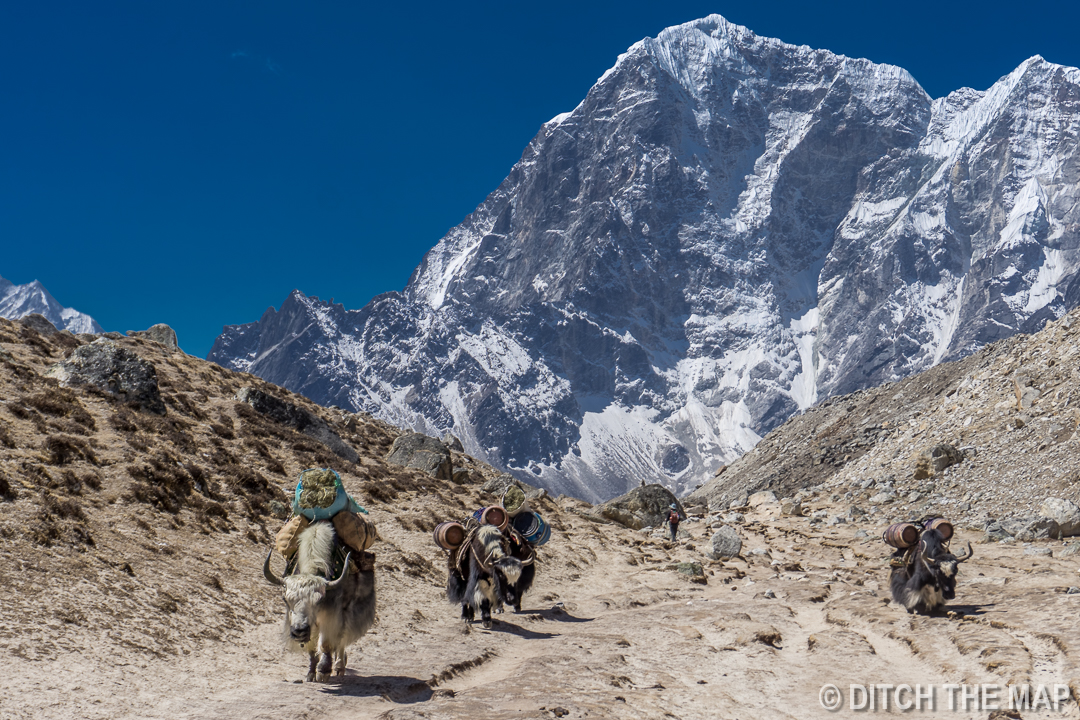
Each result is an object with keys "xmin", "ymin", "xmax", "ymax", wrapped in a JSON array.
[
  {"xmin": 263, "ymin": 521, "xmax": 376, "ymax": 682},
  {"xmin": 447, "ymin": 525, "xmax": 524, "ymax": 628},
  {"xmin": 889, "ymin": 528, "xmax": 972, "ymax": 615}
]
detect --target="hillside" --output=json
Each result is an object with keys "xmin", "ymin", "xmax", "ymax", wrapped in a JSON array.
[
  {"xmin": 690, "ymin": 306, "xmax": 1080, "ymax": 534},
  {"xmin": 4, "ymin": 316, "xmax": 1080, "ymax": 719}
]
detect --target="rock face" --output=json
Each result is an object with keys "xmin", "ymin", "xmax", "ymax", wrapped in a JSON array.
[
  {"xmin": 384, "ymin": 432, "xmax": 452, "ymax": 480},
  {"xmin": 47, "ymin": 339, "xmax": 165, "ymax": 414},
  {"xmin": 0, "ymin": 275, "xmax": 102, "ymax": 334},
  {"xmin": 127, "ymin": 324, "xmax": 180, "ymax": 352},
  {"xmin": 235, "ymin": 387, "xmax": 358, "ymax": 463},
  {"xmin": 595, "ymin": 484, "xmax": 682, "ymax": 530},
  {"xmin": 209, "ymin": 15, "xmax": 1080, "ymax": 502}
]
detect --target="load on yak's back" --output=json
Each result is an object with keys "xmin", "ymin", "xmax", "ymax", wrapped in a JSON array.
[
  {"xmin": 263, "ymin": 468, "xmax": 379, "ymax": 682},
  {"xmin": 882, "ymin": 516, "xmax": 972, "ymax": 615},
  {"xmin": 434, "ymin": 484, "xmax": 548, "ymax": 627}
]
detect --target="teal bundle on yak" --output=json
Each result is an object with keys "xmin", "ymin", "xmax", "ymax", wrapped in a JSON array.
[{"xmin": 293, "ymin": 468, "xmax": 367, "ymax": 521}]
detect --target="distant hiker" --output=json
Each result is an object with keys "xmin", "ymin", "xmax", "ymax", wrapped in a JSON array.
[{"xmin": 666, "ymin": 503, "xmax": 682, "ymax": 542}]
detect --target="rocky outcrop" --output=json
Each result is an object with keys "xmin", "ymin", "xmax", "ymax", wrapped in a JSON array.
[
  {"xmin": 384, "ymin": 432, "xmax": 451, "ymax": 480},
  {"xmin": 235, "ymin": 386, "xmax": 358, "ymax": 463},
  {"xmin": 127, "ymin": 324, "xmax": 180, "ymax": 352},
  {"xmin": 595, "ymin": 484, "xmax": 683, "ymax": 530},
  {"xmin": 47, "ymin": 339, "xmax": 165, "ymax": 414}
]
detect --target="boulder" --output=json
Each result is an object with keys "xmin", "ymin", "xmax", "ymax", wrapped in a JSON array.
[
  {"xmin": 441, "ymin": 434, "xmax": 465, "ymax": 452},
  {"xmin": 748, "ymin": 490, "xmax": 778, "ymax": 507},
  {"xmin": 385, "ymin": 432, "xmax": 451, "ymax": 480},
  {"xmin": 914, "ymin": 443, "xmax": 964, "ymax": 479},
  {"xmin": 595, "ymin": 483, "xmax": 683, "ymax": 530},
  {"xmin": 1039, "ymin": 497, "xmax": 1080, "ymax": 537},
  {"xmin": 236, "ymin": 387, "xmax": 358, "ymax": 463},
  {"xmin": 670, "ymin": 561, "xmax": 707, "ymax": 584},
  {"xmin": 709, "ymin": 526, "xmax": 743, "ymax": 559},
  {"xmin": 21, "ymin": 313, "xmax": 58, "ymax": 336},
  {"xmin": 47, "ymin": 339, "xmax": 165, "ymax": 414},
  {"xmin": 127, "ymin": 323, "xmax": 180, "ymax": 352},
  {"xmin": 1001, "ymin": 516, "xmax": 1061, "ymax": 541}
]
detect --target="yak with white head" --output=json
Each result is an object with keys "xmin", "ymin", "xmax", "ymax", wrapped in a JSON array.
[{"xmin": 263, "ymin": 521, "xmax": 376, "ymax": 682}]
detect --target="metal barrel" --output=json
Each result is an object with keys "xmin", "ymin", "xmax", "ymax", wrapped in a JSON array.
[
  {"xmin": 433, "ymin": 521, "xmax": 466, "ymax": 550},
  {"xmin": 925, "ymin": 517, "xmax": 953, "ymax": 542},
  {"xmin": 480, "ymin": 505, "xmax": 509, "ymax": 531},
  {"xmin": 512, "ymin": 511, "xmax": 550, "ymax": 546},
  {"xmin": 883, "ymin": 522, "xmax": 919, "ymax": 549}
]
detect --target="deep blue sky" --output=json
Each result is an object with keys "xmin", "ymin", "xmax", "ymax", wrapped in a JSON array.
[{"xmin": 3, "ymin": 1, "xmax": 1079, "ymax": 357}]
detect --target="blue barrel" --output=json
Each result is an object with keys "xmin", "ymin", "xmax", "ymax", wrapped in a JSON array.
[{"xmin": 512, "ymin": 511, "xmax": 550, "ymax": 546}]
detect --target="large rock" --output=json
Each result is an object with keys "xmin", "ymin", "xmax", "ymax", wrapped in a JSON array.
[
  {"xmin": 47, "ymin": 339, "xmax": 165, "ymax": 414},
  {"xmin": 385, "ymin": 432, "xmax": 452, "ymax": 480},
  {"xmin": 1001, "ymin": 516, "xmax": 1061, "ymax": 541},
  {"xmin": 748, "ymin": 490, "xmax": 778, "ymax": 507},
  {"xmin": 913, "ymin": 443, "xmax": 964, "ymax": 479},
  {"xmin": 594, "ymin": 484, "xmax": 683, "ymax": 530},
  {"xmin": 21, "ymin": 313, "xmax": 59, "ymax": 336},
  {"xmin": 709, "ymin": 526, "xmax": 743, "ymax": 559},
  {"xmin": 127, "ymin": 323, "xmax": 180, "ymax": 352},
  {"xmin": 236, "ymin": 387, "xmax": 358, "ymax": 463},
  {"xmin": 1040, "ymin": 497, "xmax": 1080, "ymax": 537}
]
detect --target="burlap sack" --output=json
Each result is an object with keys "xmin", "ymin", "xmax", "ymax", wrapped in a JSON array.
[
  {"xmin": 274, "ymin": 514, "xmax": 310, "ymax": 559},
  {"xmin": 333, "ymin": 510, "xmax": 378, "ymax": 554}
]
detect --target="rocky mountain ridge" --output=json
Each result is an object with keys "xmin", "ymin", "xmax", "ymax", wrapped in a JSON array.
[{"xmin": 209, "ymin": 15, "xmax": 1080, "ymax": 503}]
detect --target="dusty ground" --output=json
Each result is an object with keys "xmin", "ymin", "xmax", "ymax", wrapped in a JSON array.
[{"xmin": 3, "ymin": 317, "xmax": 1080, "ymax": 719}]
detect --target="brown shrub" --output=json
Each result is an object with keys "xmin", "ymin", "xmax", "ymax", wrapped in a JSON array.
[
  {"xmin": 0, "ymin": 424, "xmax": 12, "ymax": 448},
  {"xmin": 127, "ymin": 452, "xmax": 193, "ymax": 513},
  {"xmin": 110, "ymin": 408, "xmax": 140, "ymax": 433},
  {"xmin": 43, "ymin": 434, "xmax": 98, "ymax": 465},
  {"xmin": 20, "ymin": 388, "xmax": 96, "ymax": 431},
  {"xmin": 0, "ymin": 472, "xmax": 15, "ymax": 501},
  {"xmin": 210, "ymin": 423, "xmax": 235, "ymax": 440},
  {"xmin": 28, "ymin": 492, "xmax": 94, "ymax": 548}
]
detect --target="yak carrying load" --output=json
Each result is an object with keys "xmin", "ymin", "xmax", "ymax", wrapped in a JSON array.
[
  {"xmin": 263, "ymin": 468, "xmax": 379, "ymax": 682},
  {"xmin": 882, "ymin": 516, "xmax": 972, "ymax": 615},
  {"xmin": 434, "ymin": 484, "xmax": 547, "ymax": 626}
]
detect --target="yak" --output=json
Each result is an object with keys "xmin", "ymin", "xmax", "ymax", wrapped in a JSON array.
[
  {"xmin": 447, "ymin": 524, "xmax": 523, "ymax": 628},
  {"xmin": 263, "ymin": 520, "xmax": 376, "ymax": 682},
  {"xmin": 889, "ymin": 527, "xmax": 972, "ymax": 614},
  {"xmin": 503, "ymin": 528, "xmax": 536, "ymax": 613}
]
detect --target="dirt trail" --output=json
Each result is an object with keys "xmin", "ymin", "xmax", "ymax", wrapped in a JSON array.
[{"xmin": 7, "ymin": 503, "xmax": 1080, "ymax": 720}]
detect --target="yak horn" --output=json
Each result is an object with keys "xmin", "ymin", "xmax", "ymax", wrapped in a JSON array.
[
  {"xmin": 326, "ymin": 552, "xmax": 353, "ymax": 589},
  {"xmin": 954, "ymin": 543, "xmax": 974, "ymax": 563},
  {"xmin": 263, "ymin": 550, "xmax": 284, "ymax": 586}
]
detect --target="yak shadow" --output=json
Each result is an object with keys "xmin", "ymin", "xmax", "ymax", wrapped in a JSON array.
[
  {"xmin": 482, "ymin": 619, "xmax": 559, "ymax": 640},
  {"xmin": 515, "ymin": 606, "xmax": 594, "ymax": 624},
  {"xmin": 942, "ymin": 603, "xmax": 994, "ymax": 617},
  {"xmin": 320, "ymin": 674, "xmax": 433, "ymax": 703}
]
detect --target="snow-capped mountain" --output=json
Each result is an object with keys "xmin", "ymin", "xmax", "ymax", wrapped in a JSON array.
[
  {"xmin": 209, "ymin": 15, "xmax": 1080, "ymax": 502},
  {"xmin": 0, "ymin": 275, "xmax": 102, "ymax": 334}
]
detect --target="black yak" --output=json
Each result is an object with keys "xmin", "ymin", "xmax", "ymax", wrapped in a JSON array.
[
  {"xmin": 889, "ymin": 528, "xmax": 972, "ymax": 614},
  {"xmin": 447, "ymin": 524, "xmax": 523, "ymax": 628}
]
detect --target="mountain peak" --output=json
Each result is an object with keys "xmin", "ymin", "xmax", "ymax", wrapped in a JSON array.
[{"xmin": 0, "ymin": 275, "xmax": 102, "ymax": 334}]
